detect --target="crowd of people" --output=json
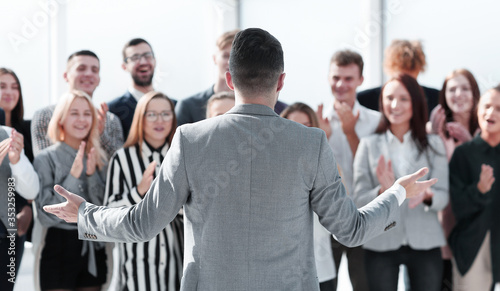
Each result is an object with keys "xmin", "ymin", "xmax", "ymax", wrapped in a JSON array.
[{"xmin": 0, "ymin": 28, "xmax": 498, "ymax": 291}]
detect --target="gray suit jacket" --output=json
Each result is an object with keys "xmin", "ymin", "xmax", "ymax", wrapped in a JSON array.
[
  {"xmin": 352, "ymin": 133, "xmax": 448, "ymax": 252},
  {"xmin": 78, "ymin": 104, "xmax": 402, "ymax": 290}
]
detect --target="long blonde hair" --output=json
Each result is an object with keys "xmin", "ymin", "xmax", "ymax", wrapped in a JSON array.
[
  {"xmin": 47, "ymin": 90, "xmax": 106, "ymax": 169},
  {"xmin": 124, "ymin": 91, "xmax": 176, "ymax": 152}
]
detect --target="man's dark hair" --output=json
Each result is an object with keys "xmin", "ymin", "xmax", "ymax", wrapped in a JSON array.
[
  {"xmin": 330, "ymin": 50, "xmax": 364, "ymax": 76},
  {"xmin": 229, "ymin": 28, "xmax": 284, "ymax": 95},
  {"xmin": 122, "ymin": 38, "xmax": 153, "ymax": 60},
  {"xmin": 67, "ymin": 50, "xmax": 99, "ymax": 64}
]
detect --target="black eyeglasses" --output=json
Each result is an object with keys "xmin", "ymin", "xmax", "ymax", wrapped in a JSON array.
[
  {"xmin": 145, "ymin": 111, "xmax": 173, "ymax": 122},
  {"xmin": 124, "ymin": 52, "xmax": 154, "ymax": 63}
]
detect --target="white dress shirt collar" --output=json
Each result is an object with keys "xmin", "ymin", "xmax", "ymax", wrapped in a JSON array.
[
  {"xmin": 128, "ymin": 86, "xmax": 147, "ymax": 102},
  {"xmin": 385, "ymin": 129, "xmax": 412, "ymax": 145}
]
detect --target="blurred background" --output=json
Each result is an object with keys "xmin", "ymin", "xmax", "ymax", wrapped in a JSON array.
[{"xmin": 1, "ymin": 0, "xmax": 499, "ymax": 119}]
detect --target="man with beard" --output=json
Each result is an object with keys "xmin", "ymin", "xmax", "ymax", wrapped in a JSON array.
[
  {"xmin": 108, "ymin": 38, "xmax": 176, "ymax": 140},
  {"xmin": 31, "ymin": 50, "xmax": 123, "ymax": 158}
]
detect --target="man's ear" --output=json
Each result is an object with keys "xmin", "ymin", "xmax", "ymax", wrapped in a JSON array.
[
  {"xmin": 277, "ymin": 73, "xmax": 286, "ymax": 92},
  {"xmin": 225, "ymin": 71, "xmax": 235, "ymax": 91},
  {"xmin": 121, "ymin": 62, "xmax": 127, "ymax": 71},
  {"xmin": 63, "ymin": 72, "xmax": 69, "ymax": 83},
  {"xmin": 358, "ymin": 75, "xmax": 364, "ymax": 87}
]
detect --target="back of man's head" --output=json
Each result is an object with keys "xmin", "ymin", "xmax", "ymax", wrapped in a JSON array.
[
  {"xmin": 67, "ymin": 50, "xmax": 99, "ymax": 65},
  {"xmin": 122, "ymin": 38, "xmax": 153, "ymax": 60},
  {"xmin": 229, "ymin": 28, "xmax": 284, "ymax": 96},
  {"xmin": 330, "ymin": 50, "xmax": 364, "ymax": 76}
]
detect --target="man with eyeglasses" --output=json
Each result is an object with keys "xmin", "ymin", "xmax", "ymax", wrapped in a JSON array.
[
  {"xmin": 108, "ymin": 38, "xmax": 176, "ymax": 140},
  {"xmin": 31, "ymin": 50, "xmax": 124, "ymax": 158}
]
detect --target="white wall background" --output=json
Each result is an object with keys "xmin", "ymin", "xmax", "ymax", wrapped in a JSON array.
[{"xmin": 2, "ymin": 0, "xmax": 500, "ymax": 119}]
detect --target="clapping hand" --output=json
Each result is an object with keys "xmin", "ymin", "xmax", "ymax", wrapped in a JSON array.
[
  {"xmin": 408, "ymin": 189, "xmax": 434, "ymax": 209},
  {"xmin": 9, "ymin": 129, "xmax": 24, "ymax": 164},
  {"xmin": 376, "ymin": 155, "xmax": 395, "ymax": 195},
  {"xmin": 334, "ymin": 101, "xmax": 359, "ymax": 136},
  {"xmin": 70, "ymin": 141, "xmax": 98, "ymax": 178},
  {"xmin": 0, "ymin": 129, "xmax": 25, "ymax": 165},
  {"xmin": 429, "ymin": 105, "xmax": 446, "ymax": 136},
  {"xmin": 137, "ymin": 161, "xmax": 157, "ymax": 196},
  {"xmin": 446, "ymin": 122, "xmax": 472, "ymax": 143},
  {"xmin": 97, "ymin": 102, "xmax": 108, "ymax": 135},
  {"xmin": 316, "ymin": 104, "xmax": 332, "ymax": 139},
  {"xmin": 477, "ymin": 164, "xmax": 495, "ymax": 194}
]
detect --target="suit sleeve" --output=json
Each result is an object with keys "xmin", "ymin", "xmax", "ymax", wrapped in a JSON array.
[
  {"xmin": 352, "ymin": 138, "xmax": 381, "ymax": 208},
  {"xmin": 78, "ymin": 128, "xmax": 190, "ymax": 243},
  {"xmin": 310, "ymin": 134, "xmax": 401, "ymax": 248}
]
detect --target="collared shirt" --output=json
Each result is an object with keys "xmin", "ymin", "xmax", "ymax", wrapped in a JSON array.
[
  {"xmin": 325, "ymin": 101, "xmax": 381, "ymax": 195},
  {"xmin": 128, "ymin": 86, "xmax": 147, "ymax": 102},
  {"xmin": 385, "ymin": 130, "xmax": 419, "ymax": 179}
]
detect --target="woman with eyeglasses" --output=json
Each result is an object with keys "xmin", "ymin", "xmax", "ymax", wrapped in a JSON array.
[{"xmin": 104, "ymin": 91, "xmax": 183, "ymax": 291}]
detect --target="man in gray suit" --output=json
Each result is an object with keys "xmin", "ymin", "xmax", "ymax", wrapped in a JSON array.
[{"xmin": 44, "ymin": 28, "xmax": 436, "ymax": 291}]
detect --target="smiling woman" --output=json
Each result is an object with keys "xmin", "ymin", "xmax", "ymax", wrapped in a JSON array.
[
  {"xmin": 33, "ymin": 90, "xmax": 108, "ymax": 291},
  {"xmin": 352, "ymin": 74, "xmax": 449, "ymax": 291},
  {"xmin": 104, "ymin": 91, "xmax": 183, "ymax": 291}
]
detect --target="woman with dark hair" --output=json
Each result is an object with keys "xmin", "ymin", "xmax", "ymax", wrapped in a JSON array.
[
  {"xmin": 0, "ymin": 68, "xmax": 39, "ymax": 291},
  {"xmin": 429, "ymin": 69, "xmax": 480, "ymax": 159},
  {"xmin": 427, "ymin": 68, "xmax": 481, "ymax": 290},
  {"xmin": 281, "ymin": 102, "xmax": 337, "ymax": 291},
  {"xmin": 0, "ymin": 68, "xmax": 33, "ymax": 162},
  {"xmin": 352, "ymin": 74, "xmax": 448, "ymax": 291},
  {"xmin": 104, "ymin": 91, "xmax": 183, "ymax": 291}
]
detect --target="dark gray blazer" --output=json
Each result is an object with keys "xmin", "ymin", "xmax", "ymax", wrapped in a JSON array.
[{"xmin": 77, "ymin": 104, "xmax": 402, "ymax": 290}]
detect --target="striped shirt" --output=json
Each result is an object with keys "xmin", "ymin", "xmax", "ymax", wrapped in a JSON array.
[{"xmin": 105, "ymin": 142, "xmax": 183, "ymax": 291}]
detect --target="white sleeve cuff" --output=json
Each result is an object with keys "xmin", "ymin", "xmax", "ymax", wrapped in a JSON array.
[{"xmin": 386, "ymin": 183, "xmax": 406, "ymax": 206}]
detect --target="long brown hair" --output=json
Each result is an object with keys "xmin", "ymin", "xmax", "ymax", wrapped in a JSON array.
[
  {"xmin": 376, "ymin": 74, "xmax": 429, "ymax": 154},
  {"xmin": 124, "ymin": 91, "xmax": 176, "ymax": 152},
  {"xmin": 439, "ymin": 69, "xmax": 480, "ymax": 137},
  {"xmin": 0, "ymin": 68, "xmax": 24, "ymax": 127},
  {"xmin": 47, "ymin": 90, "xmax": 106, "ymax": 169}
]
